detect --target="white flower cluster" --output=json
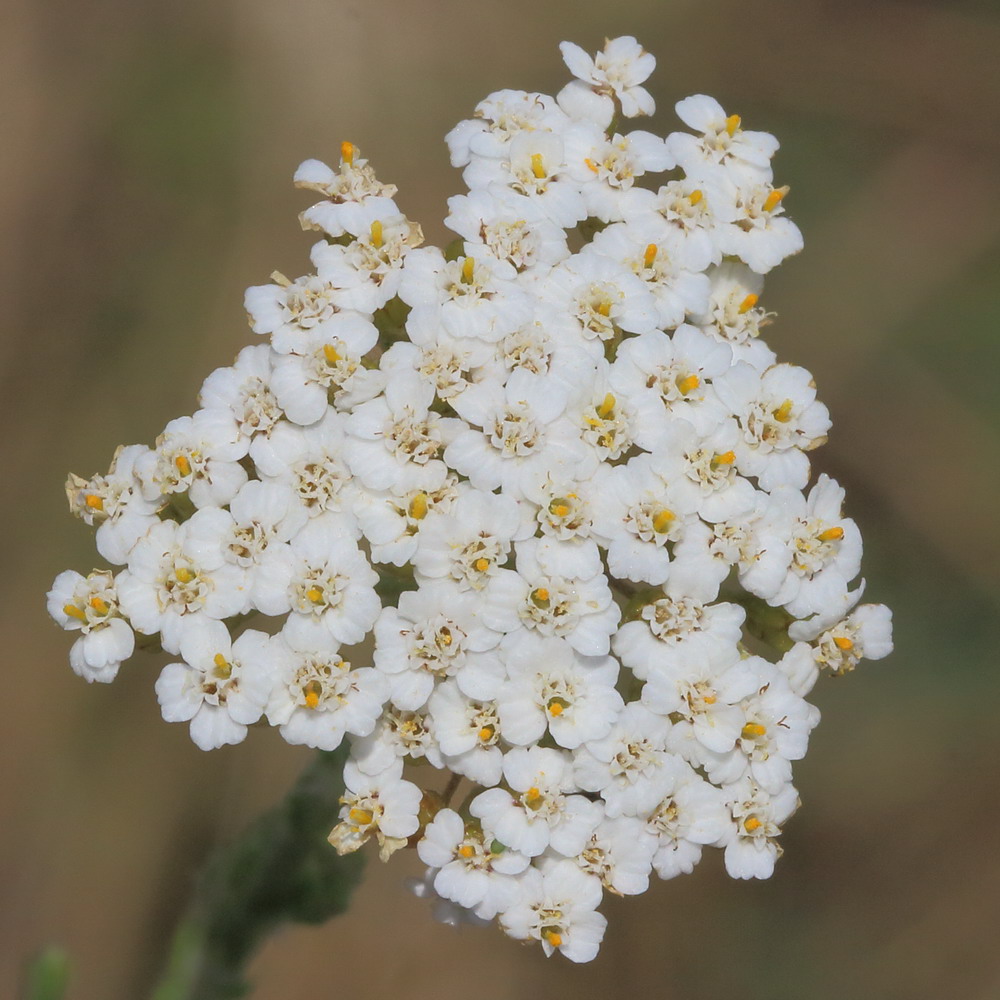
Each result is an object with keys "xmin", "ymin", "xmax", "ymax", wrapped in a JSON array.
[{"xmin": 49, "ymin": 36, "xmax": 892, "ymax": 962}]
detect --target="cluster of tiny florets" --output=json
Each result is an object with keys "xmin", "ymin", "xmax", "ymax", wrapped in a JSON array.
[{"xmin": 49, "ymin": 36, "xmax": 892, "ymax": 962}]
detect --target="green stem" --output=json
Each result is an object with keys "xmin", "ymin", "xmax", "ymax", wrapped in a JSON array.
[{"xmin": 150, "ymin": 747, "xmax": 364, "ymax": 1000}]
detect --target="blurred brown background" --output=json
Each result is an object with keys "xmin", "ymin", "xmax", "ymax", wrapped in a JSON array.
[{"xmin": 3, "ymin": 0, "xmax": 999, "ymax": 997}]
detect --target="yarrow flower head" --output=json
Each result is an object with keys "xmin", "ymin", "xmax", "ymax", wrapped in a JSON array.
[{"xmin": 49, "ymin": 36, "xmax": 892, "ymax": 962}]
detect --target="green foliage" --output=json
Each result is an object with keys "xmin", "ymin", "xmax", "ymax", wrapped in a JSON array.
[
  {"xmin": 22, "ymin": 947, "xmax": 70, "ymax": 1000},
  {"xmin": 151, "ymin": 748, "xmax": 363, "ymax": 1000}
]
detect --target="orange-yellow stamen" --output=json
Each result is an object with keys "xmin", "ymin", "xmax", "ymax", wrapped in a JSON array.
[
  {"xmin": 584, "ymin": 157, "xmax": 599, "ymax": 173},
  {"xmin": 340, "ymin": 141, "xmax": 355, "ymax": 165},
  {"xmin": 349, "ymin": 806, "xmax": 373, "ymax": 826},
  {"xmin": 596, "ymin": 393, "xmax": 616, "ymax": 419},
  {"xmin": 643, "ymin": 243, "xmax": 658, "ymax": 269},
  {"xmin": 725, "ymin": 113, "xmax": 741, "ymax": 136},
  {"xmin": 541, "ymin": 928, "xmax": 563, "ymax": 948},
  {"xmin": 306, "ymin": 586, "xmax": 324, "ymax": 604},
  {"xmin": 88, "ymin": 596, "xmax": 109, "ymax": 615},
  {"xmin": 711, "ymin": 451, "xmax": 736, "ymax": 469},
  {"xmin": 763, "ymin": 187, "xmax": 787, "ymax": 213},
  {"xmin": 213, "ymin": 653, "xmax": 232, "ymax": 679},
  {"xmin": 742, "ymin": 722, "xmax": 767, "ymax": 740},
  {"xmin": 304, "ymin": 680, "xmax": 323, "ymax": 710},
  {"xmin": 64, "ymin": 604, "xmax": 87, "ymax": 622},
  {"xmin": 703, "ymin": 694, "xmax": 717, "ymax": 705},
  {"xmin": 174, "ymin": 454, "xmax": 192, "ymax": 478},
  {"xmin": 743, "ymin": 816, "xmax": 762, "ymax": 833},
  {"xmin": 530, "ymin": 587, "xmax": 551, "ymax": 609},
  {"xmin": 524, "ymin": 786, "xmax": 544, "ymax": 809},
  {"xmin": 458, "ymin": 844, "xmax": 475, "ymax": 859},
  {"xmin": 323, "ymin": 344, "xmax": 342, "ymax": 366},
  {"xmin": 408, "ymin": 492, "xmax": 429, "ymax": 520},
  {"xmin": 596, "ymin": 300, "xmax": 612, "ymax": 317},
  {"xmin": 478, "ymin": 725, "xmax": 495, "ymax": 742},
  {"xmin": 461, "ymin": 256, "xmax": 475, "ymax": 284},
  {"xmin": 530, "ymin": 152, "xmax": 546, "ymax": 179},
  {"xmin": 369, "ymin": 219, "xmax": 384, "ymax": 249},
  {"xmin": 689, "ymin": 188, "xmax": 704, "ymax": 205},
  {"xmin": 773, "ymin": 399, "xmax": 794, "ymax": 423},
  {"xmin": 85, "ymin": 494, "xmax": 104, "ymax": 511},
  {"xmin": 738, "ymin": 293, "xmax": 759, "ymax": 314},
  {"xmin": 818, "ymin": 526, "xmax": 845, "ymax": 542},
  {"xmin": 549, "ymin": 498, "xmax": 571, "ymax": 518},
  {"xmin": 676, "ymin": 373, "xmax": 700, "ymax": 395},
  {"xmin": 834, "ymin": 635, "xmax": 855, "ymax": 651},
  {"xmin": 652, "ymin": 508, "xmax": 675, "ymax": 533},
  {"xmin": 473, "ymin": 557, "xmax": 490, "ymax": 573},
  {"xmin": 547, "ymin": 698, "xmax": 567, "ymax": 717},
  {"xmin": 175, "ymin": 567, "xmax": 196, "ymax": 584}
]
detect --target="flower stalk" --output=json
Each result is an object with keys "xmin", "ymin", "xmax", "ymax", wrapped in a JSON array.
[{"xmin": 151, "ymin": 747, "xmax": 363, "ymax": 1000}]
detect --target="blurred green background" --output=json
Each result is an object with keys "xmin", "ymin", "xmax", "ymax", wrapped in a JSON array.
[{"xmin": 4, "ymin": 0, "xmax": 999, "ymax": 997}]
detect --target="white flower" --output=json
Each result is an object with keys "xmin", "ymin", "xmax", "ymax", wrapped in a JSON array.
[
  {"xmin": 293, "ymin": 144, "xmax": 398, "ymax": 208},
  {"xmin": 644, "ymin": 766, "xmax": 730, "ymax": 879},
  {"xmin": 589, "ymin": 456, "xmax": 696, "ymax": 587},
  {"xmin": 470, "ymin": 747, "xmax": 595, "ymax": 857},
  {"xmin": 134, "ymin": 410, "xmax": 248, "ymax": 509},
  {"xmin": 445, "ymin": 189, "xmax": 570, "ymax": 273},
  {"xmin": 349, "ymin": 707, "xmax": 442, "ymax": 775},
  {"xmin": 244, "ymin": 272, "xmax": 341, "ymax": 355},
  {"xmin": 463, "ymin": 130, "xmax": 590, "ymax": 229},
  {"xmin": 667, "ymin": 95, "xmax": 779, "ymax": 180},
  {"xmin": 720, "ymin": 777, "xmax": 800, "ymax": 880},
  {"xmin": 613, "ymin": 588, "xmax": 745, "ymax": 680},
  {"xmin": 216, "ymin": 480, "xmax": 308, "ymax": 614},
  {"xmin": 355, "ymin": 463, "xmax": 459, "ymax": 567},
  {"xmin": 271, "ymin": 514, "xmax": 381, "ymax": 648},
  {"xmin": 155, "ymin": 622, "xmax": 273, "ymax": 750},
  {"xmin": 585, "ymin": 219, "xmax": 712, "ymax": 329},
  {"xmin": 266, "ymin": 630, "xmax": 387, "ymax": 751},
  {"xmin": 497, "ymin": 634, "xmax": 623, "ymax": 750},
  {"xmin": 500, "ymin": 859, "xmax": 607, "ymax": 962},
  {"xmin": 610, "ymin": 325, "xmax": 732, "ymax": 442},
  {"xmin": 417, "ymin": 808, "xmax": 530, "ymax": 919},
  {"xmin": 47, "ymin": 569, "xmax": 134, "ymax": 683},
  {"xmin": 199, "ymin": 344, "xmax": 283, "ymax": 440},
  {"xmin": 445, "ymin": 89, "xmax": 569, "ymax": 167},
  {"xmin": 399, "ymin": 245, "xmax": 532, "ymax": 343},
  {"xmin": 373, "ymin": 581, "xmax": 504, "ymax": 710},
  {"xmin": 329, "ymin": 760, "xmax": 422, "ymax": 861},
  {"xmin": 446, "ymin": 368, "xmax": 592, "ymax": 497},
  {"xmin": 344, "ymin": 368, "xmax": 456, "ymax": 491},
  {"xmin": 250, "ymin": 410, "xmax": 360, "ymax": 522},
  {"xmin": 412, "ymin": 487, "xmax": 532, "ymax": 591},
  {"xmin": 575, "ymin": 814, "xmax": 657, "ymax": 896},
  {"xmin": 641, "ymin": 654, "xmax": 761, "ymax": 756},
  {"xmin": 681, "ymin": 657, "xmax": 820, "ymax": 793},
  {"xmin": 115, "ymin": 512, "xmax": 249, "ymax": 654},
  {"xmin": 309, "ymin": 205, "xmax": 423, "ymax": 313},
  {"xmin": 692, "ymin": 261, "xmax": 776, "ymax": 369},
  {"xmin": 769, "ymin": 475, "xmax": 864, "ymax": 618},
  {"xmin": 53, "ymin": 34, "xmax": 894, "ymax": 963},
  {"xmin": 715, "ymin": 362, "xmax": 830, "ymax": 491},
  {"xmin": 537, "ymin": 252, "xmax": 659, "ymax": 343},
  {"xmin": 428, "ymin": 682, "xmax": 506, "ymax": 786},
  {"xmin": 573, "ymin": 703, "xmax": 677, "ymax": 818},
  {"xmin": 559, "ymin": 36, "xmax": 656, "ymax": 121},
  {"xmin": 65, "ymin": 444, "xmax": 160, "ymax": 565},
  {"xmin": 716, "ymin": 181, "xmax": 804, "ymax": 274},
  {"xmin": 268, "ymin": 310, "xmax": 380, "ymax": 424},
  {"xmin": 481, "ymin": 539, "xmax": 619, "ymax": 656}
]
